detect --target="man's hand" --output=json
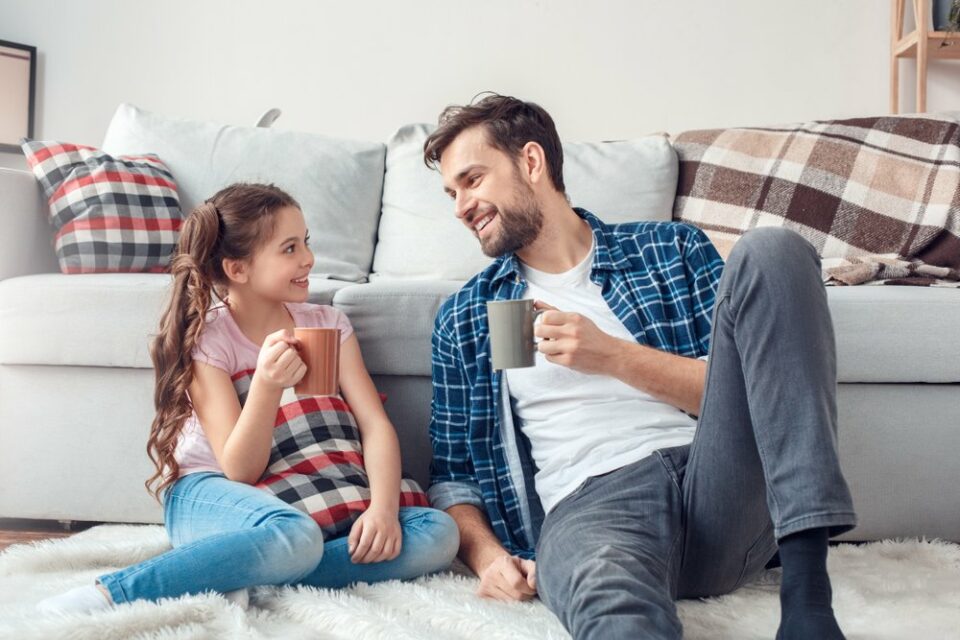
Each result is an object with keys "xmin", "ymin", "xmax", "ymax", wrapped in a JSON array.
[
  {"xmin": 477, "ymin": 554, "xmax": 538, "ymax": 601},
  {"xmin": 533, "ymin": 301, "xmax": 620, "ymax": 376}
]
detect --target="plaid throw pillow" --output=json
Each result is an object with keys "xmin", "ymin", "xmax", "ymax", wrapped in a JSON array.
[
  {"xmin": 673, "ymin": 116, "xmax": 960, "ymax": 286},
  {"xmin": 231, "ymin": 370, "xmax": 429, "ymax": 540},
  {"xmin": 21, "ymin": 140, "xmax": 182, "ymax": 274}
]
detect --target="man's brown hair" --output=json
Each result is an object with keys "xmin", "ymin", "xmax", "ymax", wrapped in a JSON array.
[{"xmin": 423, "ymin": 93, "xmax": 566, "ymax": 193}]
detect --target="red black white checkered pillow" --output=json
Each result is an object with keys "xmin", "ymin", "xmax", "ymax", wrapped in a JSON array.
[
  {"xmin": 21, "ymin": 140, "xmax": 182, "ymax": 274},
  {"xmin": 231, "ymin": 370, "xmax": 429, "ymax": 540}
]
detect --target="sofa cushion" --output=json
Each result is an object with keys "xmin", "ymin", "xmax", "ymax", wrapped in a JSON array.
[
  {"xmin": 21, "ymin": 140, "xmax": 181, "ymax": 274},
  {"xmin": 101, "ymin": 104, "xmax": 385, "ymax": 282},
  {"xmin": 332, "ymin": 280, "xmax": 464, "ymax": 376},
  {"xmin": 370, "ymin": 123, "xmax": 678, "ymax": 281},
  {"xmin": 333, "ymin": 280, "xmax": 960, "ymax": 382},
  {"xmin": 3, "ymin": 275, "xmax": 956, "ymax": 382},
  {"xmin": 828, "ymin": 286, "xmax": 960, "ymax": 383},
  {"xmin": 0, "ymin": 274, "xmax": 350, "ymax": 368}
]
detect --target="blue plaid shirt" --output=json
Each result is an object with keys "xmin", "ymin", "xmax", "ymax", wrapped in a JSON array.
[{"xmin": 426, "ymin": 209, "xmax": 724, "ymax": 558}]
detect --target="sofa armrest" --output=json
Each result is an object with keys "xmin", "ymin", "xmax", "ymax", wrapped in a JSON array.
[{"xmin": 0, "ymin": 168, "xmax": 58, "ymax": 280}]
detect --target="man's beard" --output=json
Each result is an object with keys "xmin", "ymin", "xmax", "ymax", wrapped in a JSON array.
[{"xmin": 479, "ymin": 181, "xmax": 544, "ymax": 258}]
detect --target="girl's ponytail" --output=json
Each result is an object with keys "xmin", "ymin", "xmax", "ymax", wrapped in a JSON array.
[
  {"xmin": 144, "ymin": 184, "xmax": 299, "ymax": 500},
  {"xmin": 145, "ymin": 203, "xmax": 222, "ymax": 499}
]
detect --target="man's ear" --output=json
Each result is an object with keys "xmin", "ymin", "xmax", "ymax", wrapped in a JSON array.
[
  {"xmin": 520, "ymin": 141, "xmax": 547, "ymax": 186},
  {"xmin": 222, "ymin": 257, "xmax": 249, "ymax": 285}
]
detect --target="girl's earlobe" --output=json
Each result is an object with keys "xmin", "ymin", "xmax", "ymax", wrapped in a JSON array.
[{"xmin": 222, "ymin": 258, "xmax": 248, "ymax": 284}]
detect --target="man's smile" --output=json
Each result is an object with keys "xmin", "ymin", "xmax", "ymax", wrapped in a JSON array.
[{"xmin": 473, "ymin": 210, "xmax": 498, "ymax": 237}]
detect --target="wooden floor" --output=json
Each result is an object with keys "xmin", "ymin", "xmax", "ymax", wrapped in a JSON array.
[{"xmin": 0, "ymin": 519, "xmax": 100, "ymax": 553}]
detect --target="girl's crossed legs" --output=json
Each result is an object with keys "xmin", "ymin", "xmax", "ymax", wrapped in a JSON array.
[{"xmin": 97, "ymin": 472, "xmax": 458, "ymax": 605}]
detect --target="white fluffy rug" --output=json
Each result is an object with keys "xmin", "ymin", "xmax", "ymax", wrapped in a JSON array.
[{"xmin": 0, "ymin": 525, "xmax": 958, "ymax": 639}]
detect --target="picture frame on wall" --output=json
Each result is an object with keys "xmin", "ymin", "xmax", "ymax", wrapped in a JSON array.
[{"xmin": 0, "ymin": 39, "xmax": 37, "ymax": 153}]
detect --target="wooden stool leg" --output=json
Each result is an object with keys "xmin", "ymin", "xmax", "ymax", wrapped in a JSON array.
[
  {"xmin": 892, "ymin": 0, "xmax": 903, "ymax": 113},
  {"xmin": 917, "ymin": 0, "xmax": 929, "ymax": 112}
]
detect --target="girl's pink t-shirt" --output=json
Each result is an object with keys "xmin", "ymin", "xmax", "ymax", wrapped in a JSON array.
[{"xmin": 173, "ymin": 302, "xmax": 354, "ymax": 478}]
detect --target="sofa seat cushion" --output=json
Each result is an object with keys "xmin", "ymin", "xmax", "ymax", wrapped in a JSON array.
[
  {"xmin": 335, "ymin": 280, "xmax": 960, "ymax": 382},
  {"xmin": 3, "ymin": 275, "xmax": 955, "ymax": 381},
  {"xmin": 0, "ymin": 274, "xmax": 350, "ymax": 368},
  {"xmin": 828, "ymin": 286, "xmax": 960, "ymax": 383},
  {"xmin": 332, "ymin": 280, "xmax": 464, "ymax": 376}
]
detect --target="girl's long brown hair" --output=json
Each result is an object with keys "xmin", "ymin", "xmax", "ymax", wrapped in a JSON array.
[{"xmin": 145, "ymin": 183, "xmax": 299, "ymax": 500}]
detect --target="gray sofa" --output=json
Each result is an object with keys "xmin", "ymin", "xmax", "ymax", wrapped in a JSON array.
[{"xmin": 1, "ymin": 105, "xmax": 957, "ymax": 543}]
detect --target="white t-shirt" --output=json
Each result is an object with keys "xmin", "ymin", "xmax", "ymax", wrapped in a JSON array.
[{"xmin": 505, "ymin": 242, "xmax": 697, "ymax": 513}]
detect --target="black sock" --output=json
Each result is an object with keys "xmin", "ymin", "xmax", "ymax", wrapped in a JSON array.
[{"xmin": 775, "ymin": 527, "xmax": 845, "ymax": 640}]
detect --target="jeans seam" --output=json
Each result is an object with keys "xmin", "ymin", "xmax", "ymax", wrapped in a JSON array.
[
  {"xmin": 165, "ymin": 492, "xmax": 276, "ymax": 521},
  {"xmin": 100, "ymin": 550, "xmax": 173, "ymax": 602},
  {"xmin": 656, "ymin": 449, "xmax": 687, "ymax": 598},
  {"xmin": 720, "ymin": 290, "xmax": 785, "ymax": 530},
  {"xmin": 98, "ymin": 575, "xmax": 129, "ymax": 604},
  {"xmin": 687, "ymin": 289, "xmax": 725, "ymax": 476},
  {"xmin": 165, "ymin": 492, "xmax": 274, "ymax": 542},
  {"xmin": 666, "ymin": 528, "xmax": 684, "ymax": 600},
  {"xmin": 748, "ymin": 422, "xmax": 782, "ymax": 529},
  {"xmin": 732, "ymin": 524, "xmax": 776, "ymax": 591}
]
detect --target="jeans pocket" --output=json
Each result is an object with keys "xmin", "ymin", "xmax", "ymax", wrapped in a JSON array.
[{"xmin": 656, "ymin": 445, "xmax": 689, "ymax": 494}]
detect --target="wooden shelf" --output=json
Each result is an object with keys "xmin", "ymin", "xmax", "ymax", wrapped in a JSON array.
[
  {"xmin": 895, "ymin": 31, "xmax": 960, "ymax": 58},
  {"xmin": 891, "ymin": 0, "xmax": 960, "ymax": 112}
]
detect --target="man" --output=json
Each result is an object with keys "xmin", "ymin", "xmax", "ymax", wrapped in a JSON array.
[{"xmin": 423, "ymin": 93, "xmax": 856, "ymax": 640}]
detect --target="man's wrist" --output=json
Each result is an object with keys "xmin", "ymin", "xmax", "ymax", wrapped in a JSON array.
[
  {"xmin": 608, "ymin": 337, "xmax": 641, "ymax": 381},
  {"xmin": 445, "ymin": 503, "xmax": 511, "ymax": 576},
  {"xmin": 472, "ymin": 545, "xmax": 510, "ymax": 576}
]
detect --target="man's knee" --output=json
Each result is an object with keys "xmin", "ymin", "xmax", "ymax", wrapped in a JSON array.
[
  {"xmin": 728, "ymin": 227, "xmax": 816, "ymax": 271},
  {"xmin": 723, "ymin": 227, "xmax": 823, "ymax": 298}
]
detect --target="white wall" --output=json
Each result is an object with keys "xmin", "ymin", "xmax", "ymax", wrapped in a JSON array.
[{"xmin": 1, "ymin": 0, "xmax": 956, "ymax": 170}]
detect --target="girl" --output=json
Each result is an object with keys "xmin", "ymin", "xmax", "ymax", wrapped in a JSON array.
[{"xmin": 38, "ymin": 183, "xmax": 459, "ymax": 613}]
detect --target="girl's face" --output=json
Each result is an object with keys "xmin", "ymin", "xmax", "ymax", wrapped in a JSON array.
[{"xmin": 244, "ymin": 206, "xmax": 314, "ymax": 303}]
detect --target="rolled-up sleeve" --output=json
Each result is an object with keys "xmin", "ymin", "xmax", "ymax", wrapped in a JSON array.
[
  {"xmin": 428, "ymin": 480, "xmax": 485, "ymax": 511},
  {"xmin": 428, "ymin": 303, "xmax": 483, "ymax": 510}
]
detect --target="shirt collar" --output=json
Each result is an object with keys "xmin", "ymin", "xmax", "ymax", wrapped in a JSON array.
[{"xmin": 489, "ymin": 208, "xmax": 632, "ymax": 286}]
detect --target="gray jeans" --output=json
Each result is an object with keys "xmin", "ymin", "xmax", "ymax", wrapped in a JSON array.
[{"xmin": 535, "ymin": 227, "xmax": 857, "ymax": 640}]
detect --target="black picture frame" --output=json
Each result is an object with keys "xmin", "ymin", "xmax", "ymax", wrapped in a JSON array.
[{"xmin": 0, "ymin": 39, "xmax": 37, "ymax": 153}]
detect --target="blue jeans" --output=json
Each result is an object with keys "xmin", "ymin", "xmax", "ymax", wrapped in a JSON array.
[
  {"xmin": 535, "ymin": 228, "xmax": 858, "ymax": 639},
  {"xmin": 98, "ymin": 472, "xmax": 460, "ymax": 604}
]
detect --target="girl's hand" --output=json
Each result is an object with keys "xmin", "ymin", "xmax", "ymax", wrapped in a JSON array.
[
  {"xmin": 255, "ymin": 329, "xmax": 306, "ymax": 390},
  {"xmin": 347, "ymin": 507, "xmax": 402, "ymax": 564}
]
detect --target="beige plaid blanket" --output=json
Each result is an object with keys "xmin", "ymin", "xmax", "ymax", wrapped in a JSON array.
[{"xmin": 672, "ymin": 115, "xmax": 960, "ymax": 286}]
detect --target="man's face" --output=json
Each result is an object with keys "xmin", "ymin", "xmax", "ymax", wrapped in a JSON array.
[{"xmin": 439, "ymin": 126, "xmax": 543, "ymax": 257}]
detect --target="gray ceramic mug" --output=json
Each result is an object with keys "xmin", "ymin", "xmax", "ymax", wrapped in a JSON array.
[{"xmin": 487, "ymin": 299, "xmax": 546, "ymax": 370}]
